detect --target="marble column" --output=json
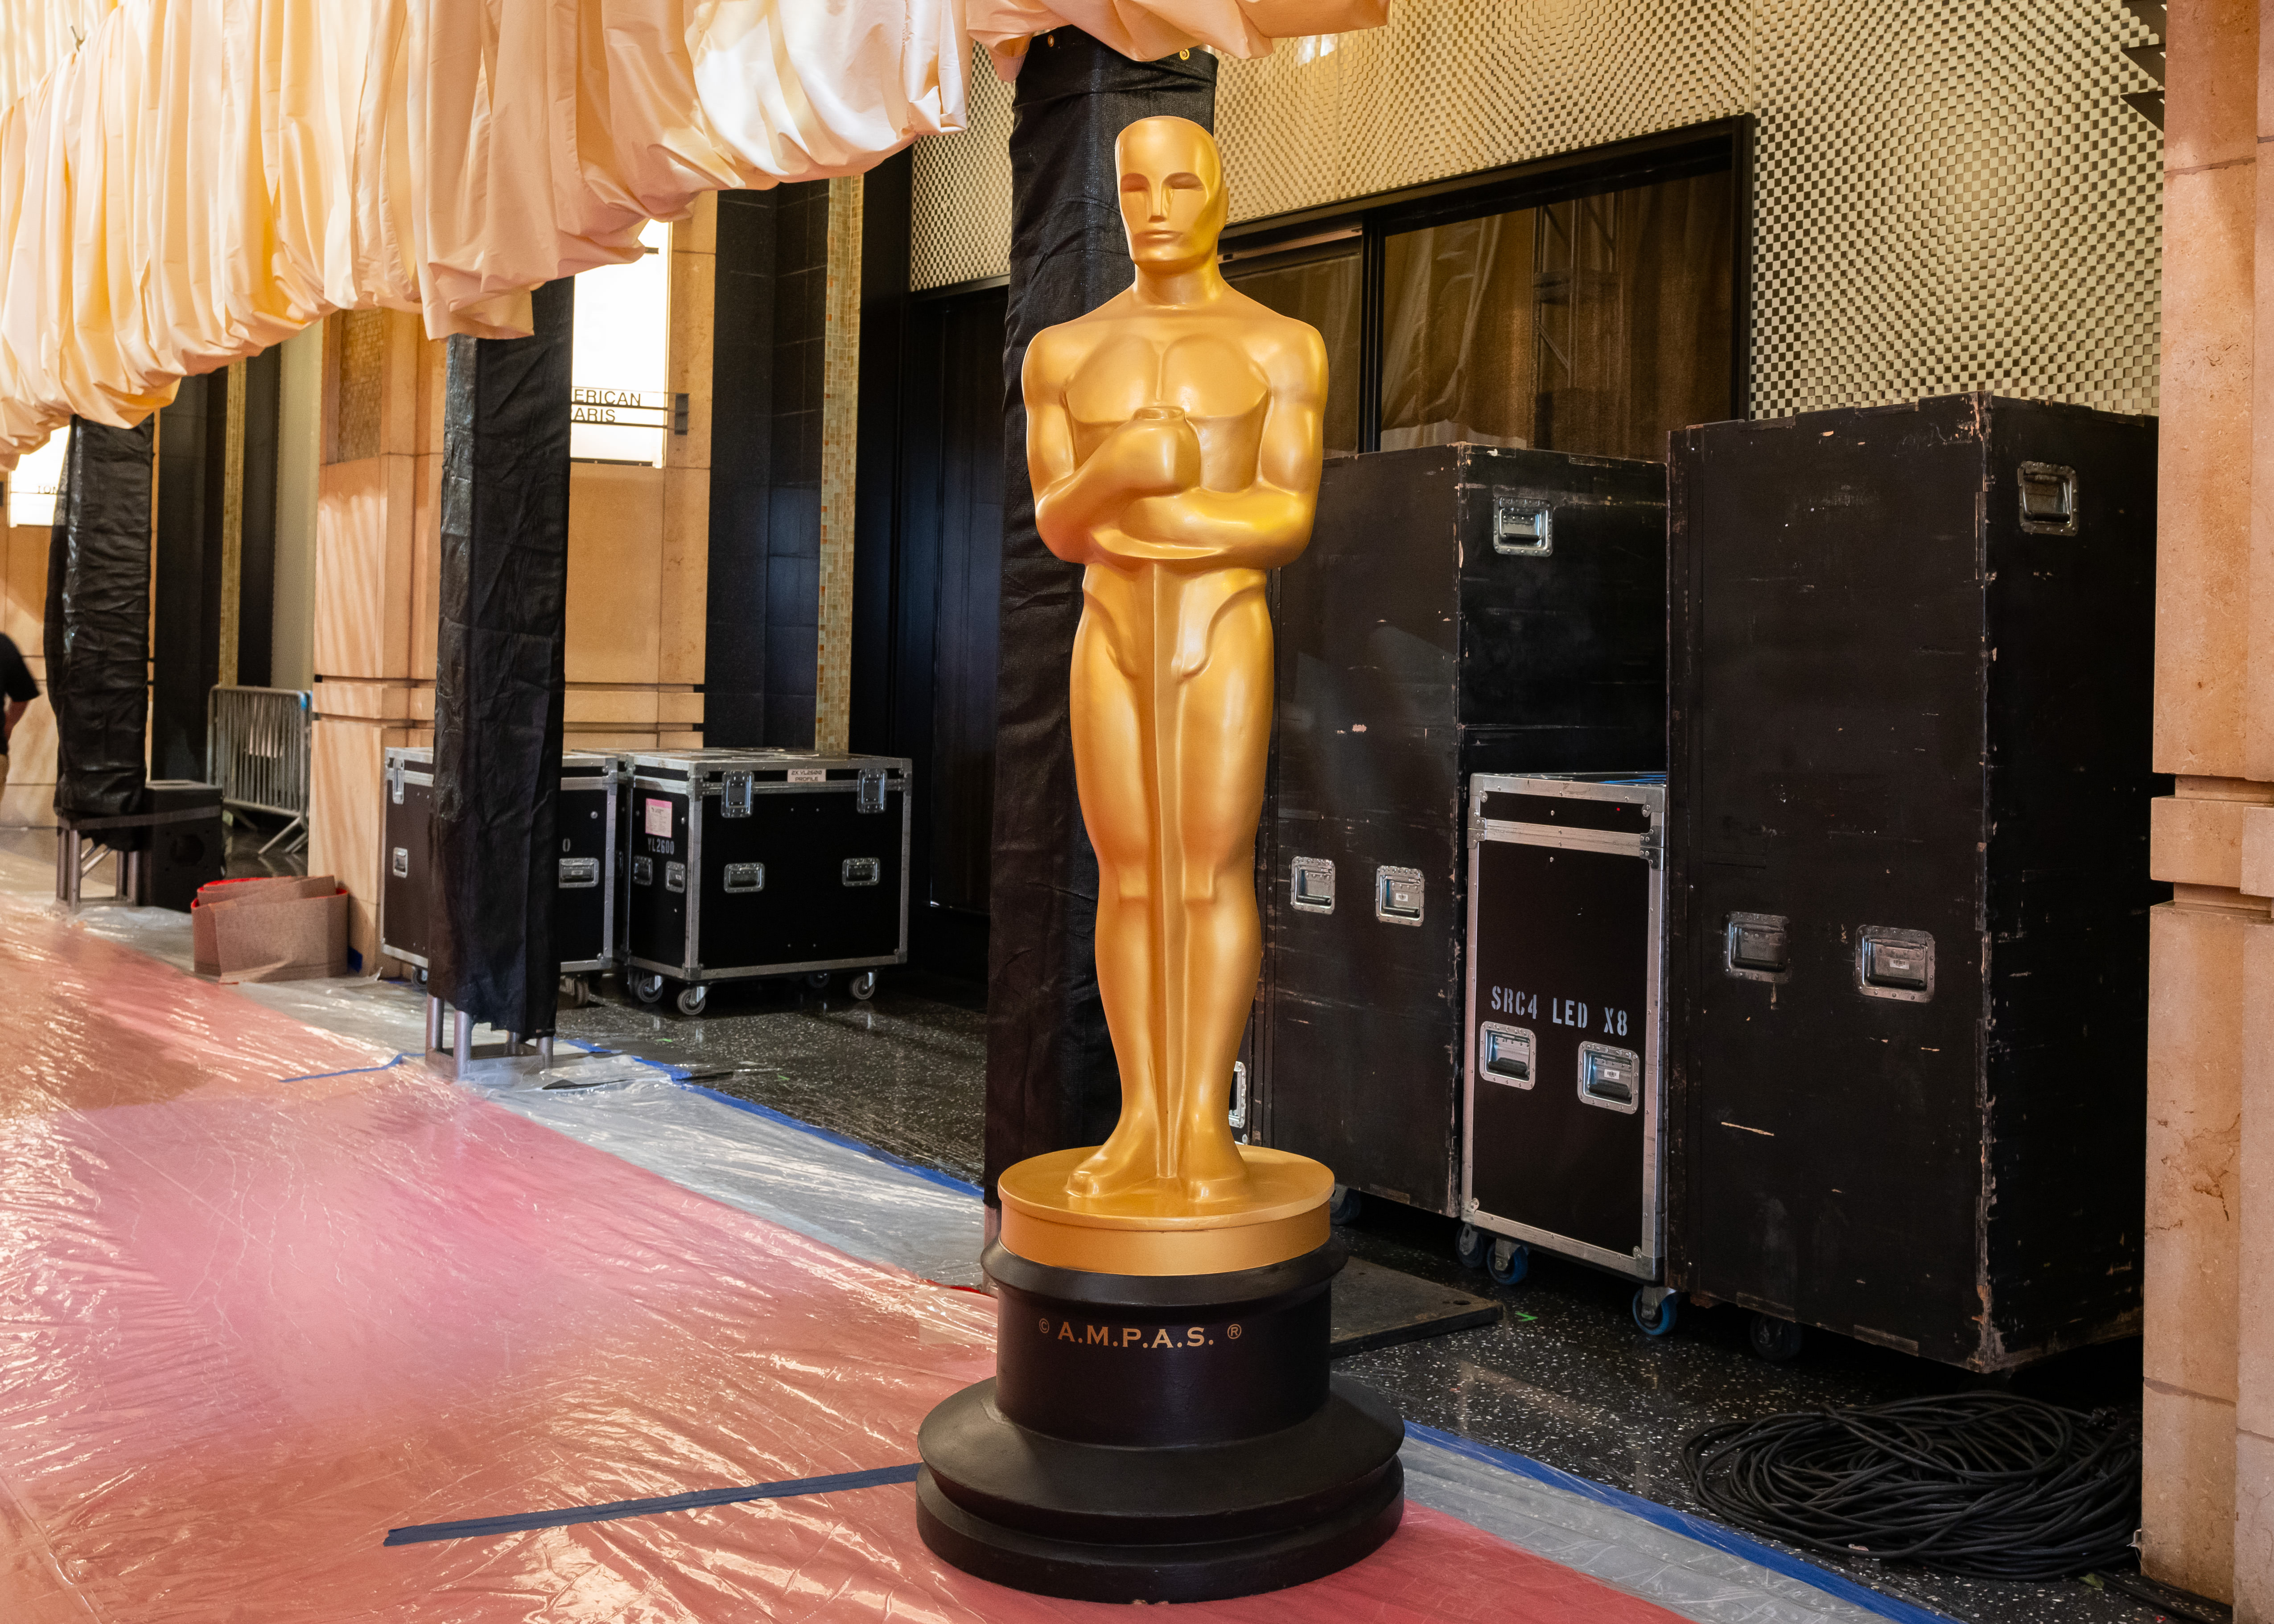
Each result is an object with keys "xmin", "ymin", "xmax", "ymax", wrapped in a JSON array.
[
  {"xmin": 309, "ymin": 310, "xmax": 445, "ymax": 965},
  {"xmin": 2144, "ymin": 0, "xmax": 2274, "ymax": 1611}
]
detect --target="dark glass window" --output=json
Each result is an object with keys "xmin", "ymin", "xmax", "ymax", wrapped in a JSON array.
[
  {"xmin": 1219, "ymin": 135, "xmax": 1741, "ymax": 461},
  {"xmin": 1226, "ymin": 245, "xmax": 1363, "ymax": 456},
  {"xmin": 1380, "ymin": 173, "xmax": 1733, "ymax": 461}
]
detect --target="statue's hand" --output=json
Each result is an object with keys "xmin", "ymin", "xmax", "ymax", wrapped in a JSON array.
[{"xmin": 1097, "ymin": 406, "xmax": 1202, "ymax": 501}]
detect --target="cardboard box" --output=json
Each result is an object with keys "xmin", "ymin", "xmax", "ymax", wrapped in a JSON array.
[{"xmin": 191, "ymin": 876, "xmax": 350, "ymax": 982}]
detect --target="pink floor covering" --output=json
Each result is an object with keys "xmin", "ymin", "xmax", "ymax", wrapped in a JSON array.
[{"xmin": 0, "ymin": 904, "xmax": 1682, "ymax": 1623}]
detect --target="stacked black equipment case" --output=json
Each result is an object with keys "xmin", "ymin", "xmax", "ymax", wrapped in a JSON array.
[
  {"xmin": 1666, "ymin": 395, "xmax": 2161, "ymax": 1371},
  {"xmin": 382, "ymin": 748, "xmax": 619, "ymax": 978},
  {"xmin": 1257, "ymin": 444, "xmax": 1667, "ymax": 1219},
  {"xmin": 622, "ymin": 749, "xmax": 911, "ymax": 1015}
]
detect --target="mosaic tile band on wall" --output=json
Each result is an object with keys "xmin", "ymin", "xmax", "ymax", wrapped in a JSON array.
[{"xmin": 909, "ymin": 0, "xmax": 2163, "ymax": 420}]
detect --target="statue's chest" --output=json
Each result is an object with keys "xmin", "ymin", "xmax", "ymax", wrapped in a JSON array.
[{"xmin": 1067, "ymin": 332, "xmax": 1269, "ymax": 434}]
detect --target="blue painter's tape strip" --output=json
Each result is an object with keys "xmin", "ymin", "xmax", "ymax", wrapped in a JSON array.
[
  {"xmin": 1405, "ymin": 1424, "xmax": 1960, "ymax": 1624},
  {"xmin": 682, "ymin": 1082, "xmax": 983, "ymax": 1199},
  {"xmin": 558, "ymin": 1045, "xmax": 981, "ymax": 1199},
  {"xmin": 383, "ymin": 1462, "xmax": 921, "ymax": 1546},
  {"xmin": 274, "ymin": 1055, "xmax": 408, "ymax": 1085}
]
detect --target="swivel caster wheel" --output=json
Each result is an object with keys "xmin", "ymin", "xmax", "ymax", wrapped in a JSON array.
[
  {"xmin": 1488, "ymin": 1237, "xmax": 1530, "ymax": 1287},
  {"xmin": 849, "ymin": 970, "xmax": 877, "ymax": 1001},
  {"xmin": 805, "ymin": 971, "xmax": 833, "ymax": 991},
  {"xmin": 1455, "ymin": 1222, "xmax": 1490, "ymax": 1271},
  {"xmin": 1327, "ymin": 1184, "xmax": 1364, "ymax": 1226},
  {"xmin": 676, "ymin": 983, "xmax": 709, "ymax": 1017},
  {"xmin": 630, "ymin": 970, "xmax": 666, "ymax": 1006},
  {"xmin": 1749, "ymin": 1312, "xmax": 1804, "ymax": 1363},
  {"xmin": 1632, "ymin": 1287, "xmax": 1679, "ymax": 1337}
]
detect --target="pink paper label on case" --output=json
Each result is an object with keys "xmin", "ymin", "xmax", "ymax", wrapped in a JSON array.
[{"xmin": 645, "ymin": 798, "xmax": 672, "ymax": 837}]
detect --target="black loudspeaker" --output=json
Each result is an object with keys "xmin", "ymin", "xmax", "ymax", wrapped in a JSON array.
[
  {"xmin": 142, "ymin": 780, "xmax": 226, "ymax": 911},
  {"xmin": 1666, "ymin": 395, "xmax": 2163, "ymax": 1371},
  {"xmin": 1257, "ymin": 445, "xmax": 1667, "ymax": 1218}
]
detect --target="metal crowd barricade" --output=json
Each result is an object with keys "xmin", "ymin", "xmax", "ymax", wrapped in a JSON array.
[{"xmin": 206, "ymin": 686, "xmax": 313, "ymax": 854}]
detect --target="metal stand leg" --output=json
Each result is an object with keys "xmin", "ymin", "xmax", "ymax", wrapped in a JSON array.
[
  {"xmin": 425, "ymin": 996, "xmax": 443, "ymax": 1053},
  {"xmin": 453, "ymin": 1007, "xmax": 472, "ymax": 1072},
  {"xmin": 537, "ymin": 1036, "xmax": 555, "ymax": 1070},
  {"xmin": 257, "ymin": 814, "xmax": 307, "ymax": 856},
  {"xmin": 506, "ymin": 1031, "xmax": 520, "ymax": 1056},
  {"xmin": 62, "ymin": 828, "xmax": 80, "ymax": 908}
]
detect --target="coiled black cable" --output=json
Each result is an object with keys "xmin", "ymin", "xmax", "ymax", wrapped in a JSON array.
[{"xmin": 1680, "ymin": 1391, "xmax": 2141, "ymax": 1581}]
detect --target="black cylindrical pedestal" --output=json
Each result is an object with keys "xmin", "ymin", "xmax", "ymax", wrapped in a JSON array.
[{"xmin": 917, "ymin": 1238, "xmax": 1404, "ymax": 1602}]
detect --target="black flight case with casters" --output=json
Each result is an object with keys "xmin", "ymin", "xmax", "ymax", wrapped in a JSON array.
[
  {"xmin": 1256, "ymin": 443, "xmax": 1668, "ymax": 1238},
  {"xmin": 380, "ymin": 747, "xmax": 622, "ymax": 989},
  {"xmin": 620, "ymin": 749, "xmax": 912, "ymax": 1016},
  {"xmin": 1666, "ymin": 395, "xmax": 2162, "ymax": 1372},
  {"xmin": 1461, "ymin": 773, "xmax": 1674, "ymax": 1336}
]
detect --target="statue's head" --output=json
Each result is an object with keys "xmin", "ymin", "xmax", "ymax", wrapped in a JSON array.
[{"xmin": 1115, "ymin": 116, "xmax": 1227, "ymax": 275}]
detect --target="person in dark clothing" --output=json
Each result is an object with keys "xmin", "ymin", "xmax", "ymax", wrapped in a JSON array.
[{"xmin": 0, "ymin": 633, "xmax": 40, "ymax": 801}]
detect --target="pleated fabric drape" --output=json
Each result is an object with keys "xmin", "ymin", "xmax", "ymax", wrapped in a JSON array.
[
  {"xmin": 0, "ymin": 0, "xmax": 968, "ymax": 462},
  {"xmin": 965, "ymin": 0, "xmax": 1389, "ymax": 74}
]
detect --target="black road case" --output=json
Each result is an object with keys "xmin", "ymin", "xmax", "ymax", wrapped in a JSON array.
[
  {"xmin": 1464, "ymin": 773, "xmax": 1666, "ymax": 1284},
  {"xmin": 622, "ymin": 749, "xmax": 910, "ymax": 1015},
  {"xmin": 1258, "ymin": 444, "xmax": 1667, "ymax": 1220},
  {"xmin": 1667, "ymin": 395, "xmax": 2161, "ymax": 1371},
  {"xmin": 382, "ymin": 748, "xmax": 620, "ymax": 976}
]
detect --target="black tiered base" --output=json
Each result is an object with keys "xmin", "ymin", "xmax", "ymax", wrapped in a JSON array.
[{"xmin": 915, "ymin": 1237, "xmax": 1405, "ymax": 1603}]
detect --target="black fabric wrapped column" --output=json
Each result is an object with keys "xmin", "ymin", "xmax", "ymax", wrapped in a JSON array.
[
  {"xmin": 45, "ymin": 418, "xmax": 156, "ymax": 825},
  {"xmin": 984, "ymin": 32, "xmax": 1217, "ymax": 1204},
  {"xmin": 431, "ymin": 279, "xmax": 575, "ymax": 1038}
]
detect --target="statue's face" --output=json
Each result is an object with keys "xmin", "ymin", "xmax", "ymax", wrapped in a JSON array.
[{"xmin": 1116, "ymin": 117, "xmax": 1227, "ymax": 273}]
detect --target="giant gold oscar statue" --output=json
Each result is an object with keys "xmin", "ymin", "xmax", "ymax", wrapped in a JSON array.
[
  {"xmin": 993, "ymin": 111, "xmax": 1338, "ymax": 1270},
  {"xmin": 916, "ymin": 116, "xmax": 1403, "ymax": 1604}
]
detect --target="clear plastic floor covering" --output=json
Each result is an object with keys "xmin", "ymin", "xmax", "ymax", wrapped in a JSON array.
[{"xmin": 0, "ymin": 896, "xmax": 1946, "ymax": 1624}]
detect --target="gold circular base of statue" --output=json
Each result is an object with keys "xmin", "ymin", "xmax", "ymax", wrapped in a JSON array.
[{"xmin": 997, "ymin": 1146, "xmax": 1334, "ymax": 1276}]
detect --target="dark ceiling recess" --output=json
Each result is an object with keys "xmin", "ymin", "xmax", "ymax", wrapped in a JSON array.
[{"xmin": 2121, "ymin": 1, "xmax": 2164, "ymax": 130}]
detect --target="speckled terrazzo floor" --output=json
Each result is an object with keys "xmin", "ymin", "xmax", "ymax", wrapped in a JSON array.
[
  {"xmin": 552, "ymin": 970, "xmax": 989, "ymax": 1187},
  {"xmin": 548, "ymin": 970, "xmax": 2177, "ymax": 1624}
]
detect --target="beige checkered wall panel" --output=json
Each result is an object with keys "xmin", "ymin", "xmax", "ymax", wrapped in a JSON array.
[
  {"xmin": 910, "ymin": 47, "xmax": 1017, "ymax": 293},
  {"xmin": 908, "ymin": 1, "xmax": 2162, "ymax": 416},
  {"xmin": 1750, "ymin": 0, "xmax": 2161, "ymax": 417}
]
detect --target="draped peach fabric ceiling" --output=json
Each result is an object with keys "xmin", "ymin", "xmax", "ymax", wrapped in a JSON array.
[
  {"xmin": 0, "ymin": 0, "xmax": 115, "ymax": 119},
  {"xmin": 966, "ymin": 0, "xmax": 1389, "ymax": 72},
  {"xmin": 0, "ymin": 0, "xmax": 968, "ymax": 461}
]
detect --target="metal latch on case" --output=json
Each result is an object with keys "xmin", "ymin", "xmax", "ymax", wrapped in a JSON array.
[
  {"xmin": 857, "ymin": 768, "xmax": 887, "ymax": 814},
  {"xmin": 1729, "ymin": 916, "xmax": 1788, "ymax": 972},
  {"xmin": 1479, "ymin": 1024, "xmax": 1533, "ymax": 1087},
  {"xmin": 1290, "ymin": 856, "xmax": 1335, "ymax": 913},
  {"xmin": 1578, "ymin": 1043, "xmax": 1640, "ymax": 1111},
  {"xmin": 842, "ymin": 857, "xmax": 881, "ymax": 887},
  {"xmin": 1858, "ymin": 926, "xmax": 1933, "ymax": 997},
  {"xmin": 721, "ymin": 770, "xmax": 754, "ymax": 818},
  {"xmin": 724, "ymin": 862, "xmax": 764, "ymax": 894},
  {"xmin": 664, "ymin": 861, "xmax": 686, "ymax": 893},
  {"xmin": 631, "ymin": 855, "xmax": 653, "ymax": 886},
  {"xmin": 557, "ymin": 857, "xmax": 600, "ymax": 889},
  {"xmin": 391, "ymin": 847, "xmax": 409, "ymax": 878},
  {"xmin": 2017, "ymin": 461, "xmax": 2078, "ymax": 535},
  {"xmin": 388, "ymin": 759, "xmax": 404, "ymax": 804},
  {"xmin": 1376, "ymin": 866, "xmax": 1424, "ymax": 925},
  {"xmin": 1492, "ymin": 492, "xmax": 1552, "ymax": 556}
]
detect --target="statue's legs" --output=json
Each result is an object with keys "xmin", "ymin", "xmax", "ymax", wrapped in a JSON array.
[
  {"xmin": 1066, "ymin": 568, "xmax": 1162, "ymax": 1196},
  {"xmin": 1159, "ymin": 569, "xmax": 1270, "ymax": 1201}
]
